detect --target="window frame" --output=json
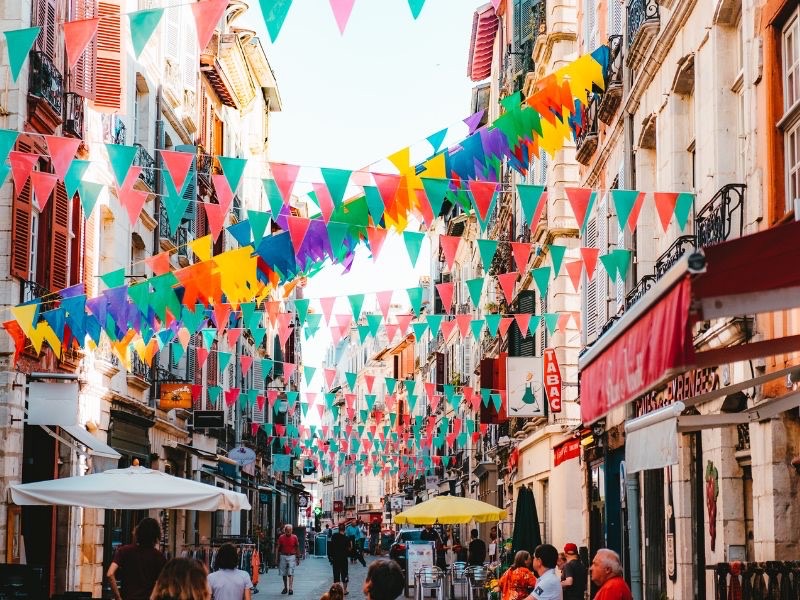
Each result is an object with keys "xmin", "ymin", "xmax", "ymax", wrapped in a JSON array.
[{"xmin": 781, "ymin": 9, "xmax": 800, "ymax": 212}]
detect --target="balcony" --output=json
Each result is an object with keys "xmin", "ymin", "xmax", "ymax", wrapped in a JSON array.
[
  {"xmin": 63, "ymin": 92, "xmax": 85, "ymax": 139},
  {"xmin": 28, "ymin": 51, "xmax": 64, "ymax": 132},
  {"xmin": 532, "ymin": 0, "xmax": 547, "ymax": 47},
  {"xmin": 19, "ymin": 279, "xmax": 55, "ymax": 306},
  {"xmin": 128, "ymin": 353, "xmax": 152, "ymax": 389},
  {"xmin": 695, "ymin": 184, "xmax": 745, "ymax": 248},
  {"xmin": 512, "ymin": 40, "xmax": 533, "ymax": 95},
  {"xmin": 598, "ymin": 35, "xmax": 623, "ymax": 125},
  {"xmin": 133, "ymin": 144, "xmax": 156, "ymax": 190},
  {"xmin": 159, "ymin": 205, "xmax": 188, "ymax": 251},
  {"xmin": 95, "ymin": 338, "xmax": 121, "ymax": 376},
  {"xmin": 626, "ymin": 0, "xmax": 660, "ymax": 68},
  {"xmin": 575, "ymin": 94, "xmax": 600, "ymax": 165}
]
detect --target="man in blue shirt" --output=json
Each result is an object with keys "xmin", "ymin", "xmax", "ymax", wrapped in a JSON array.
[
  {"xmin": 345, "ymin": 520, "xmax": 366, "ymax": 567},
  {"xmin": 527, "ymin": 544, "xmax": 563, "ymax": 600}
]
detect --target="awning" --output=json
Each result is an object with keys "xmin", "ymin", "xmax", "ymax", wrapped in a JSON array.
[
  {"xmin": 624, "ymin": 402, "xmax": 684, "ymax": 474},
  {"xmin": 59, "ymin": 425, "xmax": 122, "ymax": 461},
  {"xmin": 579, "ymin": 220, "xmax": 800, "ymax": 423},
  {"xmin": 468, "ymin": 3, "xmax": 499, "ymax": 82},
  {"xmin": 164, "ymin": 442, "xmax": 218, "ymax": 461}
]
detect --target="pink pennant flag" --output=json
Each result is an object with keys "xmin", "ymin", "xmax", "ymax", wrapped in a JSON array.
[
  {"xmin": 319, "ymin": 297, "xmax": 336, "ymax": 324},
  {"xmin": 498, "ymin": 317, "xmax": 514, "ymax": 337},
  {"xmin": 270, "ymin": 162, "xmax": 300, "ymax": 203},
  {"xmin": 385, "ymin": 394, "xmax": 395, "ymax": 412},
  {"xmin": 324, "ymin": 368, "xmax": 337, "ymax": 388},
  {"xmin": 119, "ymin": 167, "xmax": 149, "ymax": 225},
  {"xmin": 212, "ymin": 174, "xmax": 234, "ymax": 213},
  {"xmin": 316, "ymin": 404, "xmax": 326, "ymax": 419},
  {"xmin": 196, "ymin": 346, "xmax": 209, "ymax": 368},
  {"xmin": 335, "ymin": 313, "xmax": 353, "ymax": 331},
  {"xmin": 63, "ymin": 18, "xmax": 99, "ymax": 69},
  {"xmin": 367, "ymin": 227, "xmax": 388, "ymax": 261},
  {"xmin": 425, "ymin": 382, "xmax": 436, "ymax": 400},
  {"xmin": 565, "ymin": 260, "xmax": 584, "ymax": 292},
  {"xmin": 256, "ymin": 394, "xmax": 265, "ymax": 411},
  {"xmin": 385, "ymin": 323, "xmax": 399, "ymax": 342},
  {"xmin": 435, "ymin": 281, "xmax": 454, "ymax": 313},
  {"xmin": 653, "ymin": 192, "xmax": 678, "ymax": 233},
  {"xmin": 8, "ymin": 151, "xmax": 38, "ymax": 193},
  {"xmin": 496, "ymin": 271, "xmax": 519, "ymax": 304},
  {"xmin": 287, "ymin": 216, "xmax": 311, "ymax": 252},
  {"xmin": 557, "ymin": 312, "xmax": 572, "ymax": 333},
  {"xmin": 145, "ymin": 251, "xmax": 171, "ymax": 276},
  {"xmin": 45, "ymin": 136, "xmax": 81, "ymax": 181},
  {"xmin": 312, "ymin": 182, "xmax": 334, "ymax": 223},
  {"xmin": 203, "ymin": 202, "xmax": 228, "ymax": 241},
  {"xmin": 580, "ymin": 247, "xmax": 600, "ymax": 282},
  {"xmin": 191, "ymin": 0, "xmax": 228, "ymax": 49},
  {"xmin": 395, "ymin": 313, "xmax": 414, "ymax": 335},
  {"xmin": 373, "ymin": 173, "xmax": 402, "ymax": 210},
  {"xmin": 29, "ymin": 171, "xmax": 58, "ymax": 211},
  {"xmin": 565, "ymin": 187, "xmax": 592, "ymax": 231},
  {"xmin": 468, "ymin": 180, "xmax": 497, "ymax": 220},
  {"xmin": 571, "ymin": 311, "xmax": 581, "ymax": 333},
  {"xmin": 329, "ymin": 0, "xmax": 356, "ymax": 34},
  {"xmin": 226, "ymin": 327, "xmax": 242, "ymax": 346},
  {"xmin": 266, "ymin": 301, "xmax": 281, "ymax": 327},
  {"xmin": 376, "ymin": 290, "xmax": 393, "ymax": 319},
  {"xmin": 414, "ymin": 188, "xmax": 434, "ymax": 226},
  {"xmin": 267, "ymin": 389, "xmax": 279, "ymax": 407},
  {"xmin": 277, "ymin": 313, "xmax": 293, "ymax": 346},
  {"xmin": 455, "ymin": 314, "xmax": 472, "ymax": 338},
  {"xmin": 306, "ymin": 392, "xmax": 317, "ymax": 407},
  {"xmin": 440, "ymin": 319, "xmax": 457, "ymax": 340},
  {"xmin": 283, "ymin": 362, "xmax": 296, "ymax": 380},
  {"xmin": 513, "ymin": 313, "xmax": 531, "ymax": 337},
  {"xmin": 510, "ymin": 242, "xmax": 532, "ymax": 271},
  {"xmin": 364, "ymin": 374, "xmax": 375, "ymax": 393},
  {"xmin": 160, "ymin": 149, "xmax": 195, "ymax": 193},
  {"xmin": 440, "ymin": 235, "xmax": 461, "ymax": 271}
]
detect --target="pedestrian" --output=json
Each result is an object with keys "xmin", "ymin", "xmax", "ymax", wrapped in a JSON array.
[
  {"xmin": 362, "ymin": 559, "xmax": 404, "ymax": 600},
  {"xmin": 560, "ymin": 543, "xmax": 587, "ymax": 600},
  {"xmin": 320, "ymin": 582, "xmax": 345, "ymax": 600},
  {"xmin": 207, "ymin": 543, "xmax": 253, "ymax": 600},
  {"xmin": 149, "ymin": 557, "xmax": 210, "ymax": 600},
  {"xmin": 369, "ymin": 519, "xmax": 381, "ymax": 555},
  {"xmin": 526, "ymin": 544, "xmax": 562, "ymax": 600},
  {"xmin": 420, "ymin": 523, "xmax": 442, "ymax": 565},
  {"xmin": 345, "ymin": 520, "xmax": 366, "ymax": 567},
  {"xmin": 328, "ymin": 523, "xmax": 352, "ymax": 595},
  {"xmin": 488, "ymin": 526, "xmax": 499, "ymax": 563},
  {"xmin": 589, "ymin": 549, "xmax": 632, "ymax": 600},
  {"xmin": 275, "ymin": 524, "xmax": 301, "ymax": 595},
  {"xmin": 443, "ymin": 527, "xmax": 457, "ymax": 567},
  {"xmin": 467, "ymin": 529, "xmax": 487, "ymax": 566},
  {"xmin": 497, "ymin": 551, "xmax": 537, "ymax": 600},
  {"xmin": 107, "ymin": 517, "xmax": 167, "ymax": 600}
]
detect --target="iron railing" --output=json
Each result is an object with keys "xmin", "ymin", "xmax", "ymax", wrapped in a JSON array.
[
  {"xmin": 130, "ymin": 353, "xmax": 152, "ymax": 382},
  {"xmin": 29, "ymin": 51, "xmax": 63, "ymax": 115},
  {"xmin": 654, "ymin": 234, "xmax": 697, "ymax": 279},
  {"xmin": 624, "ymin": 274, "xmax": 657, "ymax": 310},
  {"xmin": 133, "ymin": 143, "xmax": 156, "ymax": 190},
  {"xmin": 532, "ymin": 0, "xmax": 547, "ymax": 44},
  {"xmin": 63, "ymin": 92, "xmax": 84, "ymax": 138},
  {"xmin": 695, "ymin": 184, "xmax": 746, "ymax": 248},
  {"xmin": 575, "ymin": 94, "xmax": 600, "ymax": 164},
  {"xmin": 736, "ymin": 423, "xmax": 751, "ymax": 452},
  {"xmin": 627, "ymin": 0, "xmax": 660, "ymax": 48},
  {"xmin": 96, "ymin": 339, "xmax": 121, "ymax": 367},
  {"xmin": 112, "ymin": 117, "xmax": 126, "ymax": 146},
  {"xmin": 19, "ymin": 279, "xmax": 53, "ymax": 305},
  {"xmin": 606, "ymin": 35, "xmax": 624, "ymax": 88}
]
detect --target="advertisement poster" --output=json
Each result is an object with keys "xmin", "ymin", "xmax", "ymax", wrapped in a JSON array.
[
  {"xmin": 406, "ymin": 541, "xmax": 435, "ymax": 587},
  {"xmin": 159, "ymin": 383, "xmax": 193, "ymax": 411},
  {"xmin": 506, "ymin": 357, "xmax": 545, "ymax": 417}
]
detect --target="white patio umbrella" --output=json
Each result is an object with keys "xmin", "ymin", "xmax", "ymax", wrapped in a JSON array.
[{"xmin": 10, "ymin": 466, "xmax": 251, "ymax": 511}]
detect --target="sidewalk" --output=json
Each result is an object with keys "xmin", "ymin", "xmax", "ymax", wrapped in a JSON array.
[{"xmin": 254, "ymin": 554, "xmax": 376, "ymax": 599}]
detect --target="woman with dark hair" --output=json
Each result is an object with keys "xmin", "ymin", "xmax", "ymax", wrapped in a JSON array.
[
  {"xmin": 362, "ymin": 560, "xmax": 404, "ymax": 600},
  {"xmin": 150, "ymin": 558, "xmax": 210, "ymax": 600},
  {"xmin": 108, "ymin": 517, "xmax": 167, "ymax": 600},
  {"xmin": 320, "ymin": 582, "xmax": 345, "ymax": 600},
  {"xmin": 497, "ymin": 551, "xmax": 537, "ymax": 600},
  {"xmin": 207, "ymin": 544, "xmax": 253, "ymax": 600}
]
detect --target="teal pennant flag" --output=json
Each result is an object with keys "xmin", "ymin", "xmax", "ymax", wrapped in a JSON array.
[
  {"xmin": 406, "ymin": 287, "xmax": 423, "ymax": 317},
  {"xmin": 4, "ymin": 27, "xmax": 41, "ymax": 82},
  {"xmin": 128, "ymin": 9, "xmax": 163, "ymax": 58}
]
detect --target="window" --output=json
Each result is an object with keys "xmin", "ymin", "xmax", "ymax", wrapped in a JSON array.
[
  {"xmin": 784, "ymin": 12, "xmax": 799, "ymax": 111},
  {"xmin": 29, "ymin": 210, "xmax": 40, "ymax": 284},
  {"xmin": 783, "ymin": 10, "xmax": 800, "ymax": 210}
]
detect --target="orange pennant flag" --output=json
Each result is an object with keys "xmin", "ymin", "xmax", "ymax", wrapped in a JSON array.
[
  {"xmin": 564, "ymin": 260, "xmax": 583, "ymax": 292},
  {"xmin": 118, "ymin": 167, "xmax": 149, "ymax": 225},
  {"xmin": 366, "ymin": 227, "xmax": 388, "ymax": 261},
  {"xmin": 63, "ymin": 18, "xmax": 99, "ymax": 69},
  {"xmin": 45, "ymin": 135, "xmax": 81, "ymax": 180},
  {"xmin": 30, "ymin": 171, "xmax": 58, "ymax": 211}
]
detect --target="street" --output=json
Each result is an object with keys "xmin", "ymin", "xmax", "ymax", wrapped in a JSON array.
[{"xmin": 256, "ymin": 555, "xmax": 377, "ymax": 600}]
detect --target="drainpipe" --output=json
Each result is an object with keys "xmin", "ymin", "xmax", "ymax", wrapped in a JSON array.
[
  {"xmin": 151, "ymin": 86, "xmax": 164, "ymax": 408},
  {"xmin": 625, "ymin": 472, "xmax": 643, "ymax": 600}
]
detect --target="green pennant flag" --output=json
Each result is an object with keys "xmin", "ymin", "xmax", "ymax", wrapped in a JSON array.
[
  {"xmin": 128, "ymin": 8, "xmax": 163, "ymax": 58},
  {"xmin": 363, "ymin": 186, "xmax": 385, "ymax": 224},
  {"xmin": 411, "ymin": 322, "xmax": 428, "ymax": 342},
  {"xmin": 348, "ymin": 293, "xmax": 365, "ymax": 320},
  {"xmin": 299, "ymin": 401, "xmax": 309, "ymax": 417},
  {"xmin": 598, "ymin": 253, "xmax": 618, "ymax": 280},
  {"xmin": 366, "ymin": 314, "xmax": 382, "ymax": 337},
  {"xmin": 77, "ymin": 180, "xmax": 104, "ymax": 217},
  {"xmin": 407, "ymin": 0, "xmax": 426, "ymax": 18},
  {"xmin": 544, "ymin": 313, "xmax": 559, "ymax": 335},
  {"xmin": 675, "ymin": 192, "xmax": 694, "ymax": 231},
  {"xmin": 405, "ymin": 380, "xmax": 416, "ymax": 395},
  {"xmin": 321, "ymin": 167, "xmax": 351, "ymax": 209},
  {"xmin": 532, "ymin": 266, "xmax": 552, "ymax": 297},
  {"xmin": 356, "ymin": 325, "xmax": 370, "ymax": 343},
  {"xmin": 293, "ymin": 298, "xmax": 309, "ymax": 326},
  {"xmin": 476, "ymin": 239, "xmax": 499, "ymax": 269},
  {"xmin": 247, "ymin": 209, "xmax": 271, "ymax": 242},
  {"xmin": 305, "ymin": 313, "xmax": 322, "ymax": 336},
  {"xmin": 324, "ymin": 393, "xmax": 336, "ymax": 409},
  {"xmin": 181, "ymin": 305, "xmax": 207, "ymax": 334},
  {"xmin": 218, "ymin": 156, "xmax": 247, "ymax": 193},
  {"xmin": 384, "ymin": 377, "xmax": 397, "ymax": 395},
  {"xmin": 259, "ymin": 0, "xmax": 293, "ymax": 42},
  {"xmin": 465, "ymin": 277, "xmax": 485, "ymax": 306},
  {"xmin": 548, "ymin": 244, "xmax": 566, "ymax": 276},
  {"xmin": 127, "ymin": 282, "xmax": 151, "ymax": 315},
  {"xmin": 262, "ymin": 178, "xmax": 285, "ymax": 217},
  {"xmin": 457, "ymin": 431, "xmax": 468, "ymax": 447},
  {"xmin": 286, "ymin": 391, "xmax": 299, "ymax": 407},
  {"xmin": 261, "ymin": 358, "xmax": 274, "ymax": 376},
  {"xmin": 614, "ymin": 249, "xmax": 633, "ymax": 280},
  {"xmin": 365, "ymin": 394, "xmax": 376, "ymax": 410},
  {"xmin": 485, "ymin": 314, "xmax": 501, "ymax": 337},
  {"xmin": 240, "ymin": 301, "xmax": 256, "ymax": 327},
  {"xmin": 105, "ymin": 144, "xmax": 138, "ymax": 187},
  {"xmin": 345, "ymin": 371, "xmax": 357, "ymax": 390},
  {"xmin": 101, "ymin": 268, "xmax": 125, "ymax": 289},
  {"xmin": 528, "ymin": 315, "xmax": 542, "ymax": 337},
  {"xmin": 0, "ymin": 129, "xmax": 19, "ymax": 165},
  {"xmin": 304, "ymin": 365, "xmax": 316, "ymax": 383},
  {"xmin": 610, "ymin": 189, "xmax": 640, "ymax": 231},
  {"xmin": 500, "ymin": 91, "xmax": 522, "ymax": 111},
  {"xmin": 516, "ymin": 184, "xmax": 546, "ymax": 227},
  {"xmin": 420, "ymin": 178, "xmax": 449, "ymax": 218},
  {"xmin": 426, "ymin": 314, "xmax": 443, "ymax": 338},
  {"xmin": 208, "ymin": 386, "xmax": 222, "ymax": 407},
  {"xmin": 162, "ymin": 176, "xmax": 189, "ymax": 236},
  {"xmin": 251, "ymin": 327, "xmax": 266, "ymax": 347},
  {"xmin": 470, "ymin": 319, "xmax": 485, "ymax": 340},
  {"xmin": 491, "ymin": 393, "xmax": 502, "ymax": 411},
  {"xmin": 406, "ymin": 287, "xmax": 424, "ymax": 317},
  {"xmin": 403, "ymin": 231, "xmax": 425, "ymax": 266},
  {"xmin": 201, "ymin": 328, "xmax": 216, "ymax": 349},
  {"xmin": 4, "ymin": 27, "xmax": 41, "ymax": 82},
  {"xmin": 432, "ymin": 436, "xmax": 444, "ymax": 450},
  {"xmin": 218, "ymin": 351, "xmax": 232, "ymax": 372}
]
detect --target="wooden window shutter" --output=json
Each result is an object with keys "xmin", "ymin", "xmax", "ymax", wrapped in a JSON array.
[
  {"xmin": 92, "ymin": 1, "xmax": 123, "ymax": 113},
  {"xmin": 83, "ymin": 210, "xmax": 96, "ymax": 296},
  {"xmin": 10, "ymin": 140, "xmax": 34, "ymax": 281},
  {"xmin": 69, "ymin": 193, "xmax": 84, "ymax": 286},
  {"xmin": 33, "ymin": 0, "xmax": 59, "ymax": 61},
  {"xmin": 435, "ymin": 352, "xmax": 445, "ymax": 386},
  {"xmin": 48, "ymin": 182, "xmax": 71, "ymax": 292},
  {"xmin": 69, "ymin": 0, "xmax": 97, "ymax": 99}
]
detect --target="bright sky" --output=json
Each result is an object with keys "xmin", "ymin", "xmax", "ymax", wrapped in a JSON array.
[{"xmin": 244, "ymin": 0, "xmax": 480, "ymax": 383}]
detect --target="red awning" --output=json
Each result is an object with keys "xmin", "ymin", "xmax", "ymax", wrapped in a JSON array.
[
  {"xmin": 468, "ymin": 4, "xmax": 499, "ymax": 82},
  {"xmin": 579, "ymin": 219, "xmax": 800, "ymax": 424}
]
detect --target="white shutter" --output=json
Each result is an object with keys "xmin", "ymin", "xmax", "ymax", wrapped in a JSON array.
[
  {"xmin": 608, "ymin": 0, "xmax": 623, "ymax": 36},
  {"xmin": 253, "ymin": 358, "xmax": 263, "ymax": 391},
  {"xmin": 583, "ymin": 216, "xmax": 598, "ymax": 343},
  {"xmin": 182, "ymin": 23, "xmax": 197, "ymax": 92},
  {"xmin": 464, "ymin": 337, "xmax": 472, "ymax": 379},
  {"xmin": 251, "ymin": 398, "xmax": 265, "ymax": 424},
  {"xmin": 164, "ymin": 3, "xmax": 180, "ymax": 61},
  {"xmin": 596, "ymin": 194, "xmax": 609, "ymax": 328},
  {"xmin": 585, "ymin": 0, "xmax": 598, "ymax": 51},
  {"xmin": 539, "ymin": 153, "xmax": 548, "ymax": 186}
]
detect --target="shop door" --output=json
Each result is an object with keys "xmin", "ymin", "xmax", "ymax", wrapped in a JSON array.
[{"xmin": 643, "ymin": 469, "xmax": 666, "ymax": 600}]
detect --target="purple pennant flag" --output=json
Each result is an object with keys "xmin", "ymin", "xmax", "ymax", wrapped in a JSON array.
[
  {"xmin": 126, "ymin": 303, "xmax": 141, "ymax": 332},
  {"xmin": 86, "ymin": 296, "xmax": 108, "ymax": 325},
  {"xmin": 60, "ymin": 283, "xmax": 85, "ymax": 298},
  {"xmin": 104, "ymin": 286, "xmax": 129, "ymax": 334},
  {"xmin": 464, "ymin": 110, "xmax": 486, "ymax": 135}
]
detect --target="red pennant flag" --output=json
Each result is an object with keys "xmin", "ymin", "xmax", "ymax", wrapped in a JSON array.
[
  {"xmin": 565, "ymin": 187, "xmax": 592, "ymax": 231},
  {"xmin": 367, "ymin": 227, "xmax": 388, "ymax": 261},
  {"xmin": 266, "ymin": 301, "xmax": 280, "ymax": 327},
  {"xmin": 226, "ymin": 327, "xmax": 242, "ymax": 347},
  {"xmin": 425, "ymin": 382, "xmax": 436, "ymax": 400},
  {"xmin": 468, "ymin": 180, "xmax": 497, "ymax": 220},
  {"xmin": 8, "ymin": 151, "xmax": 38, "ymax": 193},
  {"xmin": 277, "ymin": 313, "xmax": 293, "ymax": 346},
  {"xmin": 435, "ymin": 281, "xmax": 454, "ymax": 313},
  {"xmin": 498, "ymin": 317, "xmax": 514, "ymax": 337},
  {"xmin": 29, "ymin": 171, "xmax": 58, "ymax": 211},
  {"xmin": 571, "ymin": 311, "xmax": 581, "ymax": 333},
  {"xmin": 203, "ymin": 202, "xmax": 228, "ymax": 241},
  {"xmin": 63, "ymin": 18, "xmax": 99, "ymax": 68},
  {"xmin": 439, "ymin": 235, "xmax": 461, "ymax": 271},
  {"xmin": 373, "ymin": 173, "xmax": 402, "ymax": 210},
  {"xmin": 160, "ymin": 149, "xmax": 195, "ymax": 193},
  {"xmin": 3, "ymin": 320, "xmax": 26, "ymax": 366},
  {"xmin": 455, "ymin": 314, "xmax": 471, "ymax": 338},
  {"xmin": 496, "ymin": 271, "xmax": 519, "ymax": 304},
  {"xmin": 364, "ymin": 374, "xmax": 375, "ymax": 393},
  {"xmin": 213, "ymin": 303, "xmax": 231, "ymax": 331},
  {"xmin": 653, "ymin": 192, "xmax": 678, "ymax": 233},
  {"xmin": 269, "ymin": 162, "xmax": 300, "ymax": 203},
  {"xmin": 256, "ymin": 394, "xmax": 265, "ymax": 411},
  {"xmin": 557, "ymin": 312, "xmax": 572, "ymax": 333},
  {"xmin": 565, "ymin": 260, "xmax": 583, "ymax": 292},
  {"xmin": 580, "ymin": 247, "xmax": 600, "ymax": 282},
  {"xmin": 312, "ymin": 182, "xmax": 334, "ymax": 223},
  {"xmin": 414, "ymin": 188, "xmax": 434, "ymax": 226},
  {"xmin": 224, "ymin": 387, "xmax": 240, "ymax": 407},
  {"xmin": 395, "ymin": 313, "xmax": 413, "ymax": 335},
  {"xmin": 510, "ymin": 242, "xmax": 532, "ymax": 272},
  {"xmin": 440, "ymin": 319, "xmax": 457, "ymax": 340},
  {"xmin": 627, "ymin": 192, "xmax": 646, "ymax": 233},
  {"xmin": 267, "ymin": 389, "xmax": 278, "ymax": 407},
  {"xmin": 191, "ymin": 0, "xmax": 228, "ymax": 49},
  {"xmin": 283, "ymin": 362, "xmax": 296, "ymax": 380},
  {"xmin": 45, "ymin": 136, "xmax": 81, "ymax": 181},
  {"xmin": 376, "ymin": 290, "xmax": 393, "ymax": 319},
  {"xmin": 196, "ymin": 346, "xmax": 209, "ymax": 368},
  {"xmin": 212, "ymin": 174, "xmax": 234, "ymax": 213},
  {"xmin": 513, "ymin": 313, "xmax": 531, "ymax": 337},
  {"xmin": 287, "ymin": 216, "xmax": 311, "ymax": 252},
  {"xmin": 145, "ymin": 251, "xmax": 171, "ymax": 276},
  {"xmin": 119, "ymin": 167, "xmax": 149, "ymax": 225}
]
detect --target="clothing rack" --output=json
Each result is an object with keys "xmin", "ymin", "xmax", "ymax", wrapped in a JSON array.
[{"xmin": 706, "ymin": 561, "xmax": 800, "ymax": 599}]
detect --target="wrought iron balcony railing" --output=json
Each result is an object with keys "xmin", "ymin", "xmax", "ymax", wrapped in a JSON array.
[
  {"xmin": 654, "ymin": 234, "xmax": 697, "ymax": 279},
  {"xmin": 19, "ymin": 279, "xmax": 53, "ymax": 305},
  {"xmin": 598, "ymin": 35, "xmax": 624, "ymax": 125},
  {"xmin": 29, "ymin": 51, "xmax": 64, "ymax": 115},
  {"xmin": 112, "ymin": 118, "xmax": 126, "ymax": 146},
  {"xmin": 133, "ymin": 143, "xmax": 156, "ymax": 190},
  {"xmin": 130, "ymin": 353, "xmax": 152, "ymax": 382},
  {"xmin": 575, "ymin": 94, "xmax": 600, "ymax": 165},
  {"xmin": 532, "ymin": 0, "xmax": 547, "ymax": 45},
  {"xmin": 695, "ymin": 184, "xmax": 745, "ymax": 248},
  {"xmin": 159, "ymin": 206, "xmax": 187, "ymax": 250},
  {"xmin": 628, "ymin": 0, "xmax": 660, "ymax": 48},
  {"xmin": 63, "ymin": 92, "xmax": 85, "ymax": 138}
]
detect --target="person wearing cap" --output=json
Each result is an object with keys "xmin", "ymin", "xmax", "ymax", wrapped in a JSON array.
[{"xmin": 560, "ymin": 543, "xmax": 587, "ymax": 600}]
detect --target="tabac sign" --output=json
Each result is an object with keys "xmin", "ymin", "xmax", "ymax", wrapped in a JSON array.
[
  {"xmin": 543, "ymin": 349, "xmax": 562, "ymax": 413},
  {"xmin": 159, "ymin": 383, "xmax": 193, "ymax": 411}
]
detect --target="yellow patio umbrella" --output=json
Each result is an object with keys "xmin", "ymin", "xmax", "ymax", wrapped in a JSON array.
[{"xmin": 394, "ymin": 495, "xmax": 506, "ymax": 525}]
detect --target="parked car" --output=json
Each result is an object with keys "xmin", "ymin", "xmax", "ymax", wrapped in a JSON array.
[{"xmin": 388, "ymin": 528, "xmax": 423, "ymax": 572}]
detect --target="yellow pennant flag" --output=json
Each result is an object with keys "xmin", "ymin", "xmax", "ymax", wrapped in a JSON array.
[
  {"xmin": 189, "ymin": 234, "xmax": 213, "ymax": 262},
  {"xmin": 11, "ymin": 304, "xmax": 39, "ymax": 337},
  {"xmin": 387, "ymin": 147, "xmax": 411, "ymax": 174}
]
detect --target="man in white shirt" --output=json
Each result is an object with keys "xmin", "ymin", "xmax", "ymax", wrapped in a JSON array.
[{"xmin": 527, "ymin": 544, "xmax": 563, "ymax": 600}]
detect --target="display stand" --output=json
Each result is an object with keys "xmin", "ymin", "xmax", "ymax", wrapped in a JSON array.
[{"xmin": 404, "ymin": 540, "xmax": 435, "ymax": 597}]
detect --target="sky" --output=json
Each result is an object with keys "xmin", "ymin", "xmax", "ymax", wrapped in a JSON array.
[{"xmin": 242, "ymin": 1, "xmax": 481, "ymax": 373}]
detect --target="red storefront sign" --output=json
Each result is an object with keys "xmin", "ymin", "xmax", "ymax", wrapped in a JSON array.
[
  {"xmin": 553, "ymin": 438, "xmax": 581, "ymax": 466},
  {"xmin": 333, "ymin": 500, "xmax": 343, "ymax": 513},
  {"xmin": 580, "ymin": 277, "xmax": 695, "ymax": 423},
  {"xmin": 543, "ymin": 349, "xmax": 562, "ymax": 413}
]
